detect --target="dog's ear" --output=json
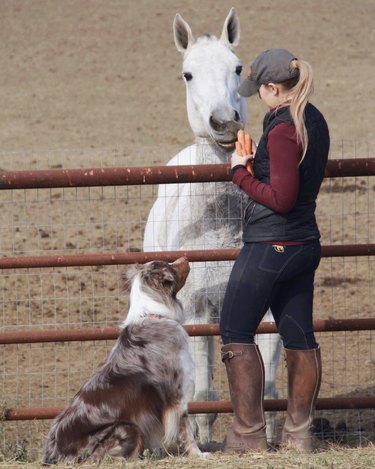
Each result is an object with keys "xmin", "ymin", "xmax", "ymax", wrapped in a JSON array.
[{"xmin": 121, "ymin": 264, "xmax": 141, "ymax": 293}]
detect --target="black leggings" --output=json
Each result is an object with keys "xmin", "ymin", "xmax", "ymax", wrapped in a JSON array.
[{"xmin": 220, "ymin": 241, "xmax": 321, "ymax": 350}]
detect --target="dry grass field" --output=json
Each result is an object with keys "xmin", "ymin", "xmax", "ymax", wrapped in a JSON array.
[
  {"xmin": 0, "ymin": 446, "xmax": 375, "ymax": 469},
  {"xmin": 0, "ymin": 0, "xmax": 375, "ymax": 466}
]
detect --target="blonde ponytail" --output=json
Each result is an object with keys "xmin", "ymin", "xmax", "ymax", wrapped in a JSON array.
[{"xmin": 283, "ymin": 59, "xmax": 314, "ymax": 161}]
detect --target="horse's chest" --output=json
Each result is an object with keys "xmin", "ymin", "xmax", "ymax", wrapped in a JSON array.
[
  {"xmin": 178, "ymin": 181, "xmax": 243, "ymax": 244},
  {"xmin": 199, "ymin": 181, "xmax": 241, "ymax": 218}
]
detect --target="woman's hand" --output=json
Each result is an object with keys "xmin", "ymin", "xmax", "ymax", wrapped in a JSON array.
[
  {"xmin": 231, "ymin": 129, "xmax": 254, "ymax": 175},
  {"xmin": 231, "ymin": 145, "xmax": 251, "ymax": 167}
]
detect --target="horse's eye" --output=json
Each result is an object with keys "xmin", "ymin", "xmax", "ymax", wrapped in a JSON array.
[
  {"xmin": 183, "ymin": 72, "xmax": 193, "ymax": 81},
  {"xmin": 235, "ymin": 65, "xmax": 243, "ymax": 76}
]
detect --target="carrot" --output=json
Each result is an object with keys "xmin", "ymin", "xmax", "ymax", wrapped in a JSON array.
[
  {"xmin": 245, "ymin": 133, "xmax": 252, "ymax": 155},
  {"xmin": 245, "ymin": 133, "xmax": 254, "ymax": 175},
  {"xmin": 235, "ymin": 141, "xmax": 242, "ymax": 154},
  {"xmin": 236, "ymin": 129, "xmax": 254, "ymax": 175},
  {"xmin": 237, "ymin": 129, "xmax": 246, "ymax": 155}
]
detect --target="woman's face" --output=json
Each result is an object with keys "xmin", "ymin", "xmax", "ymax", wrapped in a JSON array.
[{"xmin": 258, "ymin": 84, "xmax": 280, "ymax": 109}]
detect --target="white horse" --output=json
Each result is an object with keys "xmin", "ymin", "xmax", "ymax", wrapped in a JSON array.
[{"xmin": 143, "ymin": 8, "xmax": 282, "ymax": 445}]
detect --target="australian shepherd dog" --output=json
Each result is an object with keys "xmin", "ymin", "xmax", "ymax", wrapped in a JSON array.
[{"xmin": 42, "ymin": 257, "xmax": 207, "ymax": 464}]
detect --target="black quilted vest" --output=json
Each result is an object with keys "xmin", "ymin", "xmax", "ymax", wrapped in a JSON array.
[{"xmin": 242, "ymin": 103, "xmax": 330, "ymax": 242}]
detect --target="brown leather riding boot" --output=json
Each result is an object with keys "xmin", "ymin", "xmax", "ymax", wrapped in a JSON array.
[
  {"xmin": 281, "ymin": 347, "xmax": 322, "ymax": 452},
  {"xmin": 221, "ymin": 343, "xmax": 268, "ymax": 452}
]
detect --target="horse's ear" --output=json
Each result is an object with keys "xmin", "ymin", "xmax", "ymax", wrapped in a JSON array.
[
  {"xmin": 220, "ymin": 7, "xmax": 240, "ymax": 48},
  {"xmin": 173, "ymin": 13, "xmax": 195, "ymax": 53}
]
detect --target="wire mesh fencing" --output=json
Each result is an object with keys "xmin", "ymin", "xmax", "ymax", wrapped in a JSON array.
[{"xmin": 0, "ymin": 140, "xmax": 374, "ymax": 460}]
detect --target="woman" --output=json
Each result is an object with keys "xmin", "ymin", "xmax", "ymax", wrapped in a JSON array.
[{"xmin": 220, "ymin": 48, "xmax": 330, "ymax": 452}]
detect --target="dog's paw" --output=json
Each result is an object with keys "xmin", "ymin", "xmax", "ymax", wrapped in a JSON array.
[
  {"xmin": 187, "ymin": 448, "xmax": 213, "ymax": 459},
  {"xmin": 200, "ymin": 451, "xmax": 213, "ymax": 459}
]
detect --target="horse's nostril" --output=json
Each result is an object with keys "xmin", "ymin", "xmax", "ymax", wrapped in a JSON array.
[
  {"xmin": 234, "ymin": 110, "xmax": 240, "ymax": 122},
  {"xmin": 210, "ymin": 115, "xmax": 225, "ymax": 132}
]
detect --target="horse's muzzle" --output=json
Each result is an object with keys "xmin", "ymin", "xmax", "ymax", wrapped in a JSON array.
[{"xmin": 209, "ymin": 114, "xmax": 244, "ymax": 150}]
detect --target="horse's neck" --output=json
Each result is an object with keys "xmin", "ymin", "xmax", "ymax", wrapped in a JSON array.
[
  {"xmin": 193, "ymin": 136, "xmax": 230, "ymax": 164},
  {"xmin": 193, "ymin": 136, "xmax": 247, "ymax": 203}
]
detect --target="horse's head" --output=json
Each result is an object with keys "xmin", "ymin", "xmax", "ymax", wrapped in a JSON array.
[{"xmin": 174, "ymin": 8, "xmax": 247, "ymax": 151}]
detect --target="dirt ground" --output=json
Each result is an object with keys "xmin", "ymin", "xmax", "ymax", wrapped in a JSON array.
[
  {"xmin": 0, "ymin": 0, "xmax": 375, "ymax": 461},
  {"xmin": 2, "ymin": 446, "xmax": 375, "ymax": 469},
  {"xmin": 0, "ymin": 0, "xmax": 374, "ymax": 154}
]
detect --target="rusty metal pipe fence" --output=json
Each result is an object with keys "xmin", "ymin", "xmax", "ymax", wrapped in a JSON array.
[
  {"xmin": 0, "ymin": 158, "xmax": 374, "ymax": 190},
  {"xmin": 5, "ymin": 397, "xmax": 375, "ymax": 422},
  {"xmin": 1, "ymin": 318, "xmax": 375, "ymax": 345},
  {"xmin": 1, "ymin": 158, "xmax": 375, "ymax": 421}
]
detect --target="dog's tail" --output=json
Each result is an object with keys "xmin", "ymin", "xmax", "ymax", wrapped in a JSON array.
[
  {"xmin": 41, "ymin": 423, "xmax": 61, "ymax": 465},
  {"xmin": 43, "ymin": 420, "xmax": 143, "ymax": 464},
  {"xmin": 42, "ymin": 406, "xmax": 84, "ymax": 465}
]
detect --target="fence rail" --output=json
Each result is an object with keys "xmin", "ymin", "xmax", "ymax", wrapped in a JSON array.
[
  {"xmin": 1, "ymin": 318, "xmax": 375, "ymax": 345},
  {"xmin": 0, "ymin": 245, "xmax": 374, "ymax": 270},
  {"xmin": 0, "ymin": 158, "xmax": 374, "ymax": 190},
  {"xmin": 5, "ymin": 397, "xmax": 375, "ymax": 421}
]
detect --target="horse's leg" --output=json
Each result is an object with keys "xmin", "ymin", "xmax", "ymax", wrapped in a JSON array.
[
  {"xmin": 256, "ymin": 310, "xmax": 282, "ymax": 445},
  {"xmin": 189, "ymin": 334, "xmax": 219, "ymax": 445},
  {"xmin": 183, "ymin": 274, "xmax": 220, "ymax": 446},
  {"xmin": 178, "ymin": 413, "xmax": 210, "ymax": 458}
]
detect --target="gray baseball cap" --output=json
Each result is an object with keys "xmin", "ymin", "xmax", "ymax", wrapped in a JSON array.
[{"xmin": 238, "ymin": 48, "xmax": 299, "ymax": 97}]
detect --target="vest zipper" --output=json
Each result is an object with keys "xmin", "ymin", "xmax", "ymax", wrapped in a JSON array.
[{"xmin": 244, "ymin": 200, "xmax": 256, "ymax": 225}]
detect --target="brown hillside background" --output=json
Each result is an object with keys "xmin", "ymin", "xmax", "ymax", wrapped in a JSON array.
[{"xmin": 1, "ymin": 0, "xmax": 374, "ymax": 151}]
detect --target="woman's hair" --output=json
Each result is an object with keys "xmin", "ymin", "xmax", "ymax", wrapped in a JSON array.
[{"xmin": 280, "ymin": 59, "xmax": 314, "ymax": 161}]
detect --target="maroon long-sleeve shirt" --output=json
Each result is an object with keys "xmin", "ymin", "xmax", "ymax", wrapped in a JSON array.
[{"xmin": 232, "ymin": 122, "xmax": 302, "ymax": 214}]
